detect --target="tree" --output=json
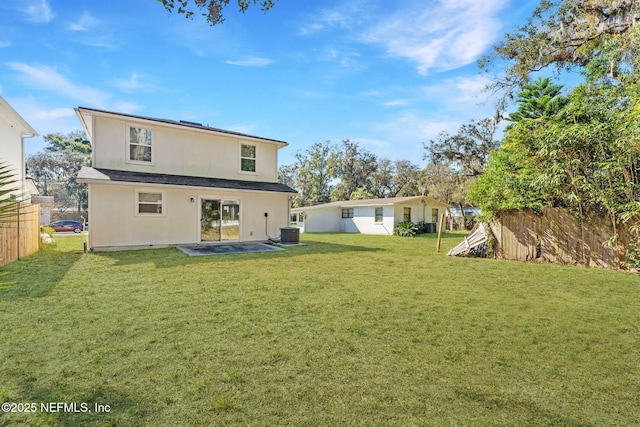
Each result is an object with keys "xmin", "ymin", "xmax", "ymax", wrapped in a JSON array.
[
  {"xmin": 471, "ymin": 79, "xmax": 640, "ymax": 231},
  {"xmin": 424, "ymin": 118, "xmax": 500, "ymax": 178},
  {"xmin": 283, "ymin": 141, "xmax": 339, "ymax": 206},
  {"xmin": 480, "ymin": 0, "xmax": 640, "ymax": 104},
  {"xmin": 27, "ymin": 132, "xmax": 91, "ymax": 216},
  {"xmin": 44, "ymin": 131, "xmax": 91, "ymax": 154},
  {"xmin": 368, "ymin": 158, "xmax": 422, "ymax": 199},
  {"xmin": 506, "ymin": 77, "xmax": 567, "ymax": 123},
  {"xmin": 158, "ymin": 0, "xmax": 277, "ymax": 26},
  {"xmin": 331, "ymin": 140, "xmax": 378, "ymax": 201}
]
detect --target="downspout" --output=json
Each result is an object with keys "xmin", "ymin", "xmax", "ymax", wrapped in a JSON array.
[{"xmin": 19, "ymin": 130, "xmax": 37, "ymax": 260}]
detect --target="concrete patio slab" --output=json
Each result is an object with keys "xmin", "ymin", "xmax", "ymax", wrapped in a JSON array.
[{"xmin": 178, "ymin": 242, "xmax": 285, "ymax": 256}]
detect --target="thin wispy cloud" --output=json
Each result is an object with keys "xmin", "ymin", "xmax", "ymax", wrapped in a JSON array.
[
  {"xmin": 361, "ymin": 0, "xmax": 508, "ymax": 74},
  {"xmin": 113, "ymin": 72, "xmax": 157, "ymax": 93},
  {"xmin": 383, "ymin": 99, "xmax": 412, "ymax": 107},
  {"xmin": 6, "ymin": 62, "xmax": 111, "ymax": 107},
  {"xmin": 0, "ymin": 41, "xmax": 11, "ymax": 48},
  {"xmin": 225, "ymin": 57, "xmax": 274, "ymax": 67},
  {"xmin": 298, "ymin": 1, "xmax": 371, "ymax": 36},
  {"xmin": 21, "ymin": 0, "xmax": 54, "ymax": 23},
  {"xmin": 320, "ymin": 47, "xmax": 362, "ymax": 70},
  {"xmin": 64, "ymin": 12, "xmax": 116, "ymax": 49},
  {"xmin": 67, "ymin": 11, "xmax": 100, "ymax": 31},
  {"xmin": 32, "ymin": 107, "xmax": 75, "ymax": 120}
]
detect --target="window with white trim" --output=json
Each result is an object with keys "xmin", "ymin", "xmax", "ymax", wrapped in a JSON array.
[
  {"xmin": 341, "ymin": 208, "xmax": 354, "ymax": 218},
  {"xmin": 240, "ymin": 144, "xmax": 256, "ymax": 172},
  {"xmin": 129, "ymin": 126, "xmax": 153, "ymax": 163},
  {"xmin": 137, "ymin": 191, "xmax": 163, "ymax": 215},
  {"xmin": 404, "ymin": 207, "xmax": 411, "ymax": 222},
  {"xmin": 375, "ymin": 207, "xmax": 383, "ymax": 223}
]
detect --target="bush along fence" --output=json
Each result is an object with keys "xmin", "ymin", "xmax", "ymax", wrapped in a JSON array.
[
  {"xmin": 0, "ymin": 203, "xmax": 40, "ymax": 267},
  {"xmin": 489, "ymin": 208, "xmax": 637, "ymax": 269}
]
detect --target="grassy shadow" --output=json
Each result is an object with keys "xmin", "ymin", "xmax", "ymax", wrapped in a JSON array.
[
  {"xmin": 90, "ymin": 240, "xmax": 384, "ymax": 269},
  {"xmin": 0, "ymin": 244, "xmax": 83, "ymax": 302},
  {"xmin": 0, "ymin": 383, "xmax": 144, "ymax": 427}
]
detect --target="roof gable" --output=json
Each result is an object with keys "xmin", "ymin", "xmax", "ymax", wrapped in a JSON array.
[{"xmin": 0, "ymin": 96, "xmax": 38, "ymax": 137}]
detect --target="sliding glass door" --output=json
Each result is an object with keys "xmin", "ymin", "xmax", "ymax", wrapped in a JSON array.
[{"xmin": 201, "ymin": 199, "xmax": 240, "ymax": 242}]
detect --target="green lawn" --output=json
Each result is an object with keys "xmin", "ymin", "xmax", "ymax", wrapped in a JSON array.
[{"xmin": 0, "ymin": 233, "xmax": 638, "ymax": 426}]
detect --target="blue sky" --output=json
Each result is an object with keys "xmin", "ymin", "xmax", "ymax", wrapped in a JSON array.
[{"xmin": 1, "ymin": 0, "xmax": 542, "ymax": 166}]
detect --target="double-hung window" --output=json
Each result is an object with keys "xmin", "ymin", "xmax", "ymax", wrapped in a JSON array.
[
  {"xmin": 137, "ymin": 191, "xmax": 164, "ymax": 215},
  {"xmin": 403, "ymin": 207, "xmax": 411, "ymax": 222},
  {"xmin": 341, "ymin": 208, "xmax": 354, "ymax": 218},
  {"xmin": 129, "ymin": 126, "xmax": 153, "ymax": 163},
  {"xmin": 240, "ymin": 144, "xmax": 256, "ymax": 172},
  {"xmin": 375, "ymin": 207, "xmax": 383, "ymax": 223}
]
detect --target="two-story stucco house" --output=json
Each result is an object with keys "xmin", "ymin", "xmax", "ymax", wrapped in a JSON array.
[
  {"xmin": 0, "ymin": 96, "xmax": 39, "ymax": 201},
  {"xmin": 76, "ymin": 107, "xmax": 297, "ymax": 251}
]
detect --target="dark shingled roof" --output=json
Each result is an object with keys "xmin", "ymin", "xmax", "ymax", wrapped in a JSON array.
[{"xmin": 77, "ymin": 167, "xmax": 298, "ymax": 194}]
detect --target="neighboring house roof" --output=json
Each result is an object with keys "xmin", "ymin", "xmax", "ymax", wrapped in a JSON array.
[
  {"xmin": 75, "ymin": 106, "xmax": 287, "ymax": 147},
  {"xmin": 0, "ymin": 96, "xmax": 38, "ymax": 137},
  {"xmin": 77, "ymin": 167, "xmax": 298, "ymax": 194},
  {"xmin": 291, "ymin": 196, "xmax": 449, "ymax": 212}
]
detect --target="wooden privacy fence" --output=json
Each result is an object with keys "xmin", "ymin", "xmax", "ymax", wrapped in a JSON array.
[
  {"xmin": 490, "ymin": 208, "xmax": 631, "ymax": 268},
  {"xmin": 0, "ymin": 203, "xmax": 40, "ymax": 267}
]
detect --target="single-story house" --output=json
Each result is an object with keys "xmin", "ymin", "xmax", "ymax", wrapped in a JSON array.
[{"xmin": 291, "ymin": 196, "xmax": 450, "ymax": 235}]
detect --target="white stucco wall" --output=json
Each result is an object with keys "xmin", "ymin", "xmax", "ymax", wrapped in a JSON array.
[
  {"xmin": 90, "ymin": 115, "xmax": 280, "ymax": 182},
  {"xmin": 87, "ymin": 182, "xmax": 290, "ymax": 249},
  {"xmin": 350, "ymin": 206, "xmax": 394, "ymax": 235},
  {"xmin": 302, "ymin": 208, "xmax": 341, "ymax": 233},
  {"xmin": 0, "ymin": 115, "xmax": 25, "ymax": 197}
]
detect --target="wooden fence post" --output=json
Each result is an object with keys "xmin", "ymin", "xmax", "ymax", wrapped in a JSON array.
[{"xmin": 437, "ymin": 213, "xmax": 445, "ymax": 252}]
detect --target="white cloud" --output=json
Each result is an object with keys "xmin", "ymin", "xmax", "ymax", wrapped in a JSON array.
[
  {"xmin": 64, "ymin": 13, "xmax": 116, "ymax": 49},
  {"xmin": 32, "ymin": 107, "xmax": 75, "ymax": 120},
  {"xmin": 383, "ymin": 99, "xmax": 412, "ymax": 107},
  {"xmin": 6, "ymin": 62, "xmax": 111, "ymax": 108},
  {"xmin": 21, "ymin": 0, "xmax": 54, "ymax": 23},
  {"xmin": 225, "ymin": 57, "xmax": 274, "ymax": 67},
  {"xmin": 67, "ymin": 11, "xmax": 100, "ymax": 31},
  {"xmin": 297, "ymin": 2, "xmax": 371, "ymax": 36},
  {"xmin": 112, "ymin": 72, "xmax": 159, "ymax": 93},
  {"xmin": 360, "ymin": 0, "xmax": 508, "ymax": 74},
  {"xmin": 111, "ymin": 101, "xmax": 142, "ymax": 115},
  {"xmin": 419, "ymin": 75, "xmax": 495, "ymax": 115}
]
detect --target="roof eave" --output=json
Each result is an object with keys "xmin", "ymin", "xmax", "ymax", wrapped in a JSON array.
[{"xmin": 76, "ymin": 106, "xmax": 288, "ymax": 147}]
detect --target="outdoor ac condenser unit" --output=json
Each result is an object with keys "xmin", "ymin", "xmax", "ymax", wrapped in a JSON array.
[{"xmin": 280, "ymin": 227, "xmax": 300, "ymax": 244}]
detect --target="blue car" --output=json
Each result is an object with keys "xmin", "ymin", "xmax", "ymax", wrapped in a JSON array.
[{"xmin": 51, "ymin": 220, "xmax": 85, "ymax": 233}]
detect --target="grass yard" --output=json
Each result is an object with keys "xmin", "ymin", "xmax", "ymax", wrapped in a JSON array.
[{"xmin": 0, "ymin": 233, "xmax": 638, "ymax": 426}]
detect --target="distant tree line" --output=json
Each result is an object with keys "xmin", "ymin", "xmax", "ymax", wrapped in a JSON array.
[{"xmin": 279, "ymin": 125, "xmax": 497, "ymax": 212}]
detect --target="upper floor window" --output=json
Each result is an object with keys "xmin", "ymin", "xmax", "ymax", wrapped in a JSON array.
[
  {"xmin": 129, "ymin": 126, "xmax": 153, "ymax": 163},
  {"xmin": 240, "ymin": 144, "xmax": 256, "ymax": 172}
]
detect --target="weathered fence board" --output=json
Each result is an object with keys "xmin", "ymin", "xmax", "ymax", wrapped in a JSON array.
[
  {"xmin": 491, "ymin": 208, "xmax": 631, "ymax": 268},
  {"xmin": 0, "ymin": 203, "xmax": 40, "ymax": 267}
]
